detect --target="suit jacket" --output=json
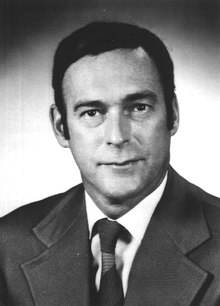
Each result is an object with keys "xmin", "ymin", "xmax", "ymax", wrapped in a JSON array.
[{"xmin": 0, "ymin": 167, "xmax": 220, "ymax": 305}]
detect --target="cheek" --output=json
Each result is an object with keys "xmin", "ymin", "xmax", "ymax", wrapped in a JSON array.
[
  {"xmin": 150, "ymin": 124, "xmax": 171, "ymax": 161},
  {"xmin": 68, "ymin": 118, "xmax": 104, "ymax": 146},
  {"xmin": 68, "ymin": 127, "xmax": 99, "ymax": 165},
  {"xmin": 136, "ymin": 117, "xmax": 170, "ymax": 146}
]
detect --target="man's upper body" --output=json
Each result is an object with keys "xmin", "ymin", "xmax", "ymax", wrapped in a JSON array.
[
  {"xmin": 1, "ymin": 167, "xmax": 220, "ymax": 305},
  {"xmin": 1, "ymin": 21, "xmax": 220, "ymax": 305}
]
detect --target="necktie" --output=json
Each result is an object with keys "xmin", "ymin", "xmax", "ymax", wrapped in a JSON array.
[{"xmin": 96, "ymin": 218, "xmax": 124, "ymax": 306}]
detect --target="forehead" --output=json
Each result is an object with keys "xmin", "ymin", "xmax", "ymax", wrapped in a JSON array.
[{"xmin": 62, "ymin": 48, "xmax": 162, "ymax": 102}]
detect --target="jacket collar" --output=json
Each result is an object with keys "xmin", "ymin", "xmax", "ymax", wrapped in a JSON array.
[
  {"xmin": 157, "ymin": 166, "xmax": 210, "ymax": 254},
  {"xmin": 22, "ymin": 168, "xmax": 211, "ymax": 305},
  {"xmin": 32, "ymin": 184, "xmax": 85, "ymax": 247},
  {"xmin": 31, "ymin": 167, "xmax": 210, "ymax": 255},
  {"xmin": 124, "ymin": 167, "xmax": 211, "ymax": 305},
  {"xmin": 22, "ymin": 184, "xmax": 93, "ymax": 306}
]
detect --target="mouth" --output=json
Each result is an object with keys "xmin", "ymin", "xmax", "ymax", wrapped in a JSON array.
[{"xmin": 98, "ymin": 159, "xmax": 144, "ymax": 168}]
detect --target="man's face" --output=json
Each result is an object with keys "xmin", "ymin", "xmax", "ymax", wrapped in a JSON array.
[{"xmin": 53, "ymin": 48, "xmax": 178, "ymax": 217}]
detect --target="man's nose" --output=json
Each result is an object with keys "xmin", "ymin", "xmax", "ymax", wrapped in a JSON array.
[{"xmin": 105, "ymin": 112, "xmax": 130, "ymax": 146}]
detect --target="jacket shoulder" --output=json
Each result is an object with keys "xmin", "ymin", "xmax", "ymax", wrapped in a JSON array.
[
  {"xmin": 189, "ymin": 180, "xmax": 220, "ymax": 210},
  {"xmin": 170, "ymin": 167, "xmax": 220, "ymax": 208},
  {"xmin": 175, "ymin": 170, "xmax": 220, "ymax": 231},
  {"xmin": 192, "ymin": 184, "xmax": 220, "ymax": 230},
  {"xmin": 0, "ymin": 184, "xmax": 83, "ymax": 233},
  {"xmin": 169, "ymin": 167, "xmax": 220, "ymax": 227}
]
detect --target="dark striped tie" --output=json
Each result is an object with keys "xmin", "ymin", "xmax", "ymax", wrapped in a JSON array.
[{"xmin": 96, "ymin": 218, "xmax": 124, "ymax": 306}]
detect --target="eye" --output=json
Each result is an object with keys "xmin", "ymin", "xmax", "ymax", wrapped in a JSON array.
[
  {"xmin": 79, "ymin": 108, "xmax": 104, "ymax": 127},
  {"xmin": 124, "ymin": 102, "xmax": 152, "ymax": 120},
  {"xmin": 133, "ymin": 104, "xmax": 150, "ymax": 112},
  {"xmin": 85, "ymin": 109, "xmax": 99, "ymax": 117},
  {"xmin": 80, "ymin": 109, "xmax": 101, "ymax": 118}
]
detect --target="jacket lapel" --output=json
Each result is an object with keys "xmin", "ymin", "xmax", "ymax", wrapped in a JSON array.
[
  {"xmin": 22, "ymin": 185, "xmax": 92, "ymax": 306},
  {"xmin": 125, "ymin": 168, "xmax": 211, "ymax": 305},
  {"xmin": 21, "ymin": 168, "xmax": 212, "ymax": 305}
]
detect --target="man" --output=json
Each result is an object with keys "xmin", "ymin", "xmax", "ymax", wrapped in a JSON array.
[{"xmin": 0, "ymin": 21, "xmax": 220, "ymax": 306}]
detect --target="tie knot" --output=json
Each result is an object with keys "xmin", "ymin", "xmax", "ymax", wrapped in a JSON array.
[{"xmin": 96, "ymin": 219, "xmax": 122, "ymax": 253}]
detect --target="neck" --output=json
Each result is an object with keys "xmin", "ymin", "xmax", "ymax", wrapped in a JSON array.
[{"xmin": 83, "ymin": 172, "xmax": 167, "ymax": 219}]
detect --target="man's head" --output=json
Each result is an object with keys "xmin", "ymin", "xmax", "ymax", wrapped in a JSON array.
[
  {"xmin": 50, "ymin": 22, "xmax": 179, "ymax": 218},
  {"xmin": 52, "ymin": 21, "xmax": 176, "ymax": 139}
]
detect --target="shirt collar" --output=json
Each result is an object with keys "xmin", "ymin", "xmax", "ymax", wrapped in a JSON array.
[{"xmin": 86, "ymin": 173, "xmax": 167, "ymax": 242}]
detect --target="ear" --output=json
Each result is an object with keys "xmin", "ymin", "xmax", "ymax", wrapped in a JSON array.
[
  {"xmin": 49, "ymin": 104, "xmax": 69, "ymax": 148},
  {"xmin": 170, "ymin": 94, "xmax": 179, "ymax": 136}
]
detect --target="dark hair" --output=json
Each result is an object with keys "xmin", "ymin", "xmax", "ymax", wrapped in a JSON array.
[{"xmin": 52, "ymin": 21, "xmax": 175, "ymax": 139}]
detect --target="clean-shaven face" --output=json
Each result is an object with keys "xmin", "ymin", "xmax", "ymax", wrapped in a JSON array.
[{"xmin": 61, "ymin": 48, "xmax": 178, "ymax": 217}]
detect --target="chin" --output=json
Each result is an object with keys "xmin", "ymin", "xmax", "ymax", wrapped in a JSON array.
[{"xmin": 100, "ymin": 180, "xmax": 145, "ymax": 201}]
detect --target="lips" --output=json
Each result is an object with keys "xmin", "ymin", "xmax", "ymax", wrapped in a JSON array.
[{"xmin": 98, "ymin": 158, "xmax": 144, "ymax": 166}]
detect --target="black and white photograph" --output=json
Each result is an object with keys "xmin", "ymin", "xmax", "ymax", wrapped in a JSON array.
[{"xmin": 0, "ymin": 0, "xmax": 220, "ymax": 305}]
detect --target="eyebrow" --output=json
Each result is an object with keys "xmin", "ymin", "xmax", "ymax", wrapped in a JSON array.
[
  {"xmin": 122, "ymin": 90, "xmax": 158, "ymax": 104},
  {"xmin": 73, "ymin": 100, "xmax": 104, "ymax": 112},
  {"xmin": 73, "ymin": 90, "xmax": 158, "ymax": 112}
]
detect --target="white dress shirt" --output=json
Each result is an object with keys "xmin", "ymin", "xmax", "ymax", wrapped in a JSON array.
[{"xmin": 86, "ymin": 174, "xmax": 167, "ymax": 294}]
